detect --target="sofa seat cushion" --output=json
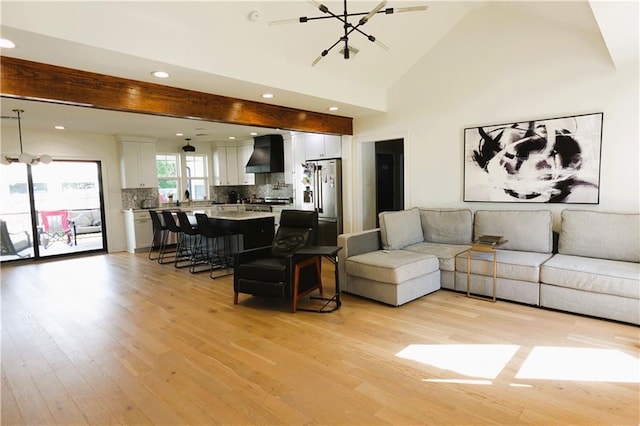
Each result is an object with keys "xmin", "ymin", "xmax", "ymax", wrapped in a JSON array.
[
  {"xmin": 404, "ymin": 242, "xmax": 471, "ymax": 272},
  {"xmin": 456, "ymin": 250, "xmax": 553, "ymax": 283},
  {"xmin": 346, "ymin": 250, "xmax": 438, "ymax": 285},
  {"xmin": 76, "ymin": 225, "xmax": 101, "ymax": 234},
  {"xmin": 541, "ymin": 254, "xmax": 640, "ymax": 299}
]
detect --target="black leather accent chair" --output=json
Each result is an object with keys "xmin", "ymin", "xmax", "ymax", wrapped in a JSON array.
[{"xmin": 233, "ymin": 210, "xmax": 322, "ymax": 312}]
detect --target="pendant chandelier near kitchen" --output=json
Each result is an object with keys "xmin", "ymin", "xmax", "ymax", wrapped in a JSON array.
[
  {"xmin": 182, "ymin": 138, "xmax": 196, "ymax": 152},
  {"xmin": 1, "ymin": 109, "xmax": 52, "ymax": 165},
  {"xmin": 270, "ymin": 0, "xmax": 427, "ymax": 66}
]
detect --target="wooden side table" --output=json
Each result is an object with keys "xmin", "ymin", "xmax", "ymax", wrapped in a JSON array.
[{"xmin": 466, "ymin": 240, "xmax": 507, "ymax": 302}]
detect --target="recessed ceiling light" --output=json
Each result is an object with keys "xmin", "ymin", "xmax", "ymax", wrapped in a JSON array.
[
  {"xmin": 328, "ymin": 106, "xmax": 339, "ymax": 111},
  {"xmin": 250, "ymin": 132, "xmax": 258, "ymax": 136},
  {"xmin": 261, "ymin": 93, "xmax": 274, "ymax": 99},
  {"xmin": 54, "ymin": 125, "xmax": 65, "ymax": 130},
  {"xmin": 176, "ymin": 132, "xmax": 184, "ymax": 136},
  {"xmin": 151, "ymin": 71, "xmax": 170, "ymax": 78},
  {"xmin": 228, "ymin": 136, "xmax": 236, "ymax": 140},
  {"xmin": 0, "ymin": 39, "xmax": 16, "ymax": 49}
]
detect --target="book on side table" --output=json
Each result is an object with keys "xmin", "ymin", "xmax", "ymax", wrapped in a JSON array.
[{"xmin": 474, "ymin": 235, "xmax": 506, "ymax": 246}]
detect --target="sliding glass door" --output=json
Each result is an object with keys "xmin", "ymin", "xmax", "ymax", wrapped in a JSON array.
[
  {"xmin": 0, "ymin": 160, "xmax": 107, "ymax": 262},
  {"xmin": 0, "ymin": 162, "xmax": 35, "ymax": 260}
]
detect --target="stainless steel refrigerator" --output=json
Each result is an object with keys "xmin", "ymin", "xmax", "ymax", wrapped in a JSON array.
[{"xmin": 297, "ymin": 158, "xmax": 343, "ymax": 246}]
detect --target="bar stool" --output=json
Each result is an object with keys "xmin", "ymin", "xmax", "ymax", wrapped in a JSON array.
[
  {"xmin": 176, "ymin": 211, "xmax": 202, "ymax": 271},
  {"xmin": 161, "ymin": 211, "xmax": 190, "ymax": 268},
  {"xmin": 195, "ymin": 213, "xmax": 234, "ymax": 278},
  {"xmin": 148, "ymin": 210, "xmax": 172, "ymax": 263}
]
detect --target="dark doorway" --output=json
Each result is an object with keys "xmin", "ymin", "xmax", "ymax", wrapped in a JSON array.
[{"xmin": 375, "ymin": 139, "xmax": 404, "ymax": 226}]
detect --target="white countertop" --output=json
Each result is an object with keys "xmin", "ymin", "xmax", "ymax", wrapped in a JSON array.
[{"xmin": 189, "ymin": 209, "xmax": 275, "ymax": 221}]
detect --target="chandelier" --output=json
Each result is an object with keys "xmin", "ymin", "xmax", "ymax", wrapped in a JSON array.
[
  {"xmin": 182, "ymin": 138, "xmax": 196, "ymax": 152},
  {"xmin": 1, "ymin": 109, "xmax": 52, "ymax": 165},
  {"xmin": 270, "ymin": 0, "xmax": 427, "ymax": 66}
]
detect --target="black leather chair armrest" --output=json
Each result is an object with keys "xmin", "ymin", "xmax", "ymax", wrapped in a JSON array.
[{"xmin": 234, "ymin": 245, "xmax": 272, "ymax": 264}]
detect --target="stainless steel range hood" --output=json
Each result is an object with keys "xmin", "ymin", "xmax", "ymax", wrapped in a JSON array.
[{"xmin": 245, "ymin": 134, "xmax": 284, "ymax": 174}]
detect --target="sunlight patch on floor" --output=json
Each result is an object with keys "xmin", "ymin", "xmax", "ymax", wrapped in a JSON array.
[
  {"xmin": 395, "ymin": 344, "xmax": 519, "ymax": 379},
  {"xmin": 516, "ymin": 346, "xmax": 640, "ymax": 383},
  {"xmin": 396, "ymin": 343, "xmax": 640, "ymax": 384}
]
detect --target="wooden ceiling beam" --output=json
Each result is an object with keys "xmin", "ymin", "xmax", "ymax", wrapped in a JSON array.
[{"xmin": 0, "ymin": 57, "xmax": 353, "ymax": 135}]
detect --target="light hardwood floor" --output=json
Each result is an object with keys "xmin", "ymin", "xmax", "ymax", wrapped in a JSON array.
[{"xmin": 1, "ymin": 253, "xmax": 638, "ymax": 425}]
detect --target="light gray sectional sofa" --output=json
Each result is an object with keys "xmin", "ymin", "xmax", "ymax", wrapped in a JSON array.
[
  {"xmin": 338, "ymin": 208, "xmax": 640, "ymax": 325},
  {"xmin": 540, "ymin": 210, "xmax": 640, "ymax": 325}
]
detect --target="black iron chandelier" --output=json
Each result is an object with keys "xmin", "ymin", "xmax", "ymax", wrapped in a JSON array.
[
  {"xmin": 270, "ymin": 0, "xmax": 427, "ymax": 66},
  {"xmin": 182, "ymin": 138, "xmax": 195, "ymax": 152}
]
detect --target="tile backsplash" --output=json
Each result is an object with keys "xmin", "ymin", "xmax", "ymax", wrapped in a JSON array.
[
  {"xmin": 122, "ymin": 173, "xmax": 293, "ymax": 208},
  {"xmin": 210, "ymin": 173, "xmax": 293, "ymax": 204},
  {"xmin": 121, "ymin": 188, "xmax": 159, "ymax": 209}
]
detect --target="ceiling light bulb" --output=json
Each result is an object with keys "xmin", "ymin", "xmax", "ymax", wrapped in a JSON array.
[
  {"xmin": 328, "ymin": 106, "xmax": 339, "ymax": 111},
  {"xmin": 228, "ymin": 136, "xmax": 236, "ymax": 140},
  {"xmin": 0, "ymin": 39, "xmax": 16, "ymax": 49},
  {"xmin": 176, "ymin": 132, "xmax": 184, "ymax": 136},
  {"xmin": 54, "ymin": 125, "xmax": 65, "ymax": 130},
  {"xmin": 151, "ymin": 71, "xmax": 170, "ymax": 78},
  {"xmin": 261, "ymin": 93, "xmax": 274, "ymax": 99},
  {"xmin": 18, "ymin": 153, "xmax": 33, "ymax": 164},
  {"xmin": 250, "ymin": 132, "xmax": 258, "ymax": 136}
]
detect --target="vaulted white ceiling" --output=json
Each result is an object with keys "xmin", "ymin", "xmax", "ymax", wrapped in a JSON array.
[{"xmin": 0, "ymin": 1, "xmax": 634, "ymax": 141}]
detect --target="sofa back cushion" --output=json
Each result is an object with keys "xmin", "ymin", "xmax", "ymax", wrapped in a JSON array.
[
  {"xmin": 559, "ymin": 210, "xmax": 640, "ymax": 262},
  {"xmin": 474, "ymin": 210, "xmax": 553, "ymax": 253},
  {"xmin": 379, "ymin": 208, "xmax": 424, "ymax": 250},
  {"xmin": 418, "ymin": 208, "xmax": 472, "ymax": 244}
]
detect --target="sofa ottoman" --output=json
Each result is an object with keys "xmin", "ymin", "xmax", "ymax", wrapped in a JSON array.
[{"xmin": 345, "ymin": 249, "xmax": 440, "ymax": 306}]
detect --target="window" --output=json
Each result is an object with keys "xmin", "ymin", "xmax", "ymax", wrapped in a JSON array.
[
  {"xmin": 156, "ymin": 154, "xmax": 179, "ymax": 202},
  {"xmin": 184, "ymin": 154, "xmax": 208, "ymax": 201},
  {"xmin": 156, "ymin": 153, "xmax": 209, "ymax": 202}
]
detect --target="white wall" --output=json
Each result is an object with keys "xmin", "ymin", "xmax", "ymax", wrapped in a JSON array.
[
  {"xmin": 1, "ymin": 126, "xmax": 127, "ymax": 252},
  {"xmin": 350, "ymin": 2, "xmax": 639, "ymax": 231}
]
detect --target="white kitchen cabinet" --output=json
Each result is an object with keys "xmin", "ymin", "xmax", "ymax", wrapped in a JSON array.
[
  {"xmin": 288, "ymin": 133, "xmax": 307, "ymax": 185},
  {"xmin": 283, "ymin": 136, "xmax": 293, "ymax": 184},
  {"xmin": 124, "ymin": 210, "xmax": 154, "ymax": 253},
  {"xmin": 213, "ymin": 145, "xmax": 254, "ymax": 186},
  {"xmin": 120, "ymin": 140, "xmax": 158, "ymax": 188},
  {"xmin": 323, "ymin": 135, "xmax": 342, "ymax": 158},
  {"xmin": 304, "ymin": 133, "xmax": 341, "ymax": 160},
  {"xmin": 237, "ymin": 145, "xmax": 255, "ymax": 185}
]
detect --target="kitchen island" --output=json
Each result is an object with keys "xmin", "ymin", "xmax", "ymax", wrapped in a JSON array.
[
  {"xmin": 189, "ymin": 209, "xmax": 275, "ymax": 250},
  {"xmin": 124, "ymin": 207, "xmax": 278, "ymax": 253}
]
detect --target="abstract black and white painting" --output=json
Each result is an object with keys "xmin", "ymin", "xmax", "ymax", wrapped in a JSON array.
[{"xmin": 463, "ymin": 113, "xmax": 603, "ymax": 203}]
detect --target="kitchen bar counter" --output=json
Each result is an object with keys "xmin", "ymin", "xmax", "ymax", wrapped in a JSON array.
[
  {"xmin": 187, "ymin": 209, "xmax": 275, "ymax": 250},
  {"xmin": 189, "ymin": 209, "xmax": 275, "ymax": 221},
  {"xmin": 123, "ymin": 203, "xmax": 294, "ymax": 214}
]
